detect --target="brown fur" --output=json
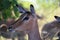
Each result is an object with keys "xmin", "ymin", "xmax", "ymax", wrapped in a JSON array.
[
  {"xmin": 41, "ymin": 20, "xmax": 60, "ymax": 40},
  {"xmin": 8, "ymin": 4, "xmax": 43, "ymax": 40}
]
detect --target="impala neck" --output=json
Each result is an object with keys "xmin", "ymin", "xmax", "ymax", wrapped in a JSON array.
[{"xmin": 28, "ymin": 21, "xmax": 42, "ymax": 40}]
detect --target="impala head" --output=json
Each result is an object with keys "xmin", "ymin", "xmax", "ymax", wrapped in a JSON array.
[{"xmin": 8, "ymin": 4, "xmax": 41, "ymax": 33}]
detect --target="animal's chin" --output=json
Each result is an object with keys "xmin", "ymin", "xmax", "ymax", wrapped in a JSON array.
[
  {"xmin": 0, "ymin": 29, "xmax": 16, "ymax": 38},
  {"xmin": 0, "ymin": 31, "xmax": 13, "ymax": 38}
]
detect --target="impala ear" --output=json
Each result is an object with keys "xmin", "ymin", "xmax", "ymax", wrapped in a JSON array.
[
  {"xmin": 54, "ymin": 16, "xmax": 60, "ymax": 22},
  {"xmin": 30, "ymin": 4, "xmax": 35, "ymax": 14},
  {"xmin": 16, "ymin": 4, "xmax": 26, "ymax": 13}
]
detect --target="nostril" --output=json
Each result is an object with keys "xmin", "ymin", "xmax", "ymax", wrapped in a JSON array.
[
  {"xmin": 8, "ymin": 26, "xmax": 12, "ymax": 29},
  {"xmin": 8, "ymin": 27, "xmax": 13, "ymax": 32},
  {"xmin": 8, "ymin": 26, "xmax": 13, "ymax": 30}
]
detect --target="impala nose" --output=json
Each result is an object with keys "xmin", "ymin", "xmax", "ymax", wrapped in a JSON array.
[{"xmin": 8, "ymin": 26, "xmax": 13, "ymax": 32}]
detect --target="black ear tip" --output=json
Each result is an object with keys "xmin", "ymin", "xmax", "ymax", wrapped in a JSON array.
[
  {"xmin": 54, "ymin": 16, "xmax": 58, "ymax": 18},
  {"xmin": 16, "ymin": 4, "xmax": 19, "ymax": 7},
  {"xmin": 30, "ymin": 4, "xmax": 34, "ymax": 7}
]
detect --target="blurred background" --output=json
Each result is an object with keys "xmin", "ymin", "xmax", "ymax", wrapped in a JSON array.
[{"xmin": 0, "ymin": 0, "xmax": 60, "ymax": 40}]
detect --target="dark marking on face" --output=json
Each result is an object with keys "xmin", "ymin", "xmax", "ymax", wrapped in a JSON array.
[{"xmin": 23, "ymin": 17, "xmax": 29, "ymax": 21}]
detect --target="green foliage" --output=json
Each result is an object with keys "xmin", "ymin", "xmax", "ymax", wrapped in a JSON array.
[
  {"xmin": 37, "ymin": 0, "xmax": 58, "ymax": 10},
  {"xmin": 0, "ymin": 0, "xmax": 19, "ymax": 20},
  {"xmin": 0, "ymin": 0, "xmax": 59, "ymax": 20}
]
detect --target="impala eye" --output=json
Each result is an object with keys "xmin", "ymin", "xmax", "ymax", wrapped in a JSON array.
[{"xmin": 23, "ymin": 17, "xmax": 29, "ymax": 21}]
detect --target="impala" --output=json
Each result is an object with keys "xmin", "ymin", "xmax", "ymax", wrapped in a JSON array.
[
  {"xmin": 7, "ymin": 4, "xmax": 43, "ymax": 40},
  {"xmin": 41, "ymin": 16, "xmax": 60, "ymax": 40}
]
